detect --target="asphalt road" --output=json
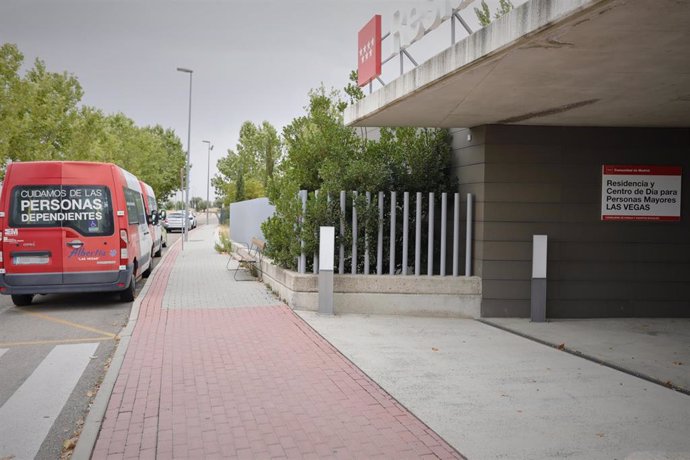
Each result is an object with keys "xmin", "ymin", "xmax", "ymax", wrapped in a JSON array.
[{"xmin": 0, "ymin": 229, "xmax": 183, "ymax": 460}]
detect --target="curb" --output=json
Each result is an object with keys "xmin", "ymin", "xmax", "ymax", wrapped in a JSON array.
[{"xmin": 72, "ymin": 238, "xmax": 181, "ymax": 460}]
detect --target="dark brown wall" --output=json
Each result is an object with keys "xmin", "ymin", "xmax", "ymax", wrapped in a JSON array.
[{"xmin": 453, "ymin": 125, "xmax": 690, "ymax": 318}]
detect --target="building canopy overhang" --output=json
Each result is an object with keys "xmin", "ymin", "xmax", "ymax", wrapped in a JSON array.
[{"xmin": 345, "ymin": 0, "xmax": 690, "ymax": 129}]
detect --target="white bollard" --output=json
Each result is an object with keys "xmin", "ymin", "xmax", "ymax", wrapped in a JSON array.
[
  {"xmin": 531, "ymin": 235, "xmax": 548, "ymax": 322},
  {"xmin": 319, "ymin": 226, "xmax": 335, "ymax": 315}
]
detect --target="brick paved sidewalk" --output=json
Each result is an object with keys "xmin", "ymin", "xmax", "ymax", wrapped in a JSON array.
[{"xmin": 92, "ymin": 225, "xmax": 463, "ymax": 459}]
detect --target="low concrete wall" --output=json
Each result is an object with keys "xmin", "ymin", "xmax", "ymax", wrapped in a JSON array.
[{"xmin": 259, "ymin": 256, "xmax": 481, "ymax": 318}]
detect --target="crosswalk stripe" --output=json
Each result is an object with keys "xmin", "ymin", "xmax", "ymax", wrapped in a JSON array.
[{"xmin": 0, "ymin": 342, "xmax": 98, "ymax": 460}]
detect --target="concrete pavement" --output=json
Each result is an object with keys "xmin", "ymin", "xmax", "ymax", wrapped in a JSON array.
[
  {"xmin": 298, "ymin": 314, "xmax": 690, "ymax": 459},
  {"xmin": 82, "ymin": 222, "xmax": 462, "ymax": 459},
  {"xmin": 78, "ymin": 219, "xmax": 690, "ymax": 459}
]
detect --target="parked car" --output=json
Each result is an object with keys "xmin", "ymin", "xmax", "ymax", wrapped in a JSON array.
[
  {"xmin": 163, "ymin": 211, "xmax": 190, "ymax": 232},
  {"xmin": 188, "ymin": 212, "xmax": 197, "ymax": 229}
]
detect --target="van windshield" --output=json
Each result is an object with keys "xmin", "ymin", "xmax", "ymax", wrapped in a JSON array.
[{"xmin": 9, "ymin": 185, "xmax": 114, "ymax": 236}]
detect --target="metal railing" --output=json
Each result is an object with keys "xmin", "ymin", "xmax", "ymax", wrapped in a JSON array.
[{"xmin": 297, "ymin": 190, "xmax": 473, "ymax": 277}]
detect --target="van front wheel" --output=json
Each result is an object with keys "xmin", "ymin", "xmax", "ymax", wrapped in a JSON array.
[
  {"xmin": 11, "ymin": 294, "xmax": 33, "ymax": 307},
  {"xmin": 120, "ymin": 276, "xmax": 136, "ymax": 302}
]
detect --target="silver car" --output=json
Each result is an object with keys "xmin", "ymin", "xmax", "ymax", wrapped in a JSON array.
[{"xmin": 163, "ymin": 211, "xmax": 190, "ymax": 232}]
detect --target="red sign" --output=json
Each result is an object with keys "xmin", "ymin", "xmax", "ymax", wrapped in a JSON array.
[{"xmin": 357, "ymin": 15, "xmax": 381, "ymax": 87}]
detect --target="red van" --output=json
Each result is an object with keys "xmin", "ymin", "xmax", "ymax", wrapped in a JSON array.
[{"xmin": 0, "ymin": 161, "xmax": 153, "ymax": 306}]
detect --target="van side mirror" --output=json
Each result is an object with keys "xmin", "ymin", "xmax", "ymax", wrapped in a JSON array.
[{"xmin": 151, "ymin": 211, "xmax": 160, "ymax": 226}]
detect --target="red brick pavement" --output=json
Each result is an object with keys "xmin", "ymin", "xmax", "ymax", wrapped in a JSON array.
[{"xmin": 92, "ymin": 242, "xmax": 464, "ymax": 459}]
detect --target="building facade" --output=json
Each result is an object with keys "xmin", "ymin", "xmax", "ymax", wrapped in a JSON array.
[{"xmin": 347, "ymin": 0, "xmax": 690, "ymax": 317}]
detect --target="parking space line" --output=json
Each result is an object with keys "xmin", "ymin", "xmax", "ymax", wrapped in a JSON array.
[
  {"xmin": 0, "ymin": 337, "xmax": 114, "ymax": 348},
  {"xmin": 22, "ymin": 311, "xmax": 117, "ymax": 339},
  {"xmin": 0, "ymin": 342, "xmax": 98, "ymax": 460}
]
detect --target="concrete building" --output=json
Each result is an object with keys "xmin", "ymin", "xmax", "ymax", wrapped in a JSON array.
[{"xmin": 346, "ymin": 0, "xmax": 690, "ymax": 318}]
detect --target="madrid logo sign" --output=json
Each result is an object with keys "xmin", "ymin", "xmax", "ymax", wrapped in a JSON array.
[{"xmin": 358, "ymin": 0, "xmax": 474, "ymax": 87}]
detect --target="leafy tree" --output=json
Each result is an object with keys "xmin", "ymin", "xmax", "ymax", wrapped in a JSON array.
[
  {"xmin": 495, "ymin": 0, "xmax": 514, "ymax": 19},
  {"xmin": 141, "ymin": 125, "xmax": 187, "ymax": 201},
  {"xmin": 0, "ymin": 44, "xmax": 83, "ymax": 166},
  {"xmin": 475, "ymin": 0, "xmax": 513, "ymax": 26},
  {"xmin": 0, "ymin": 44, "xmax": 24, "ymax": 165},
  {"xmin": 0, "ymin": 43, "xmax": 186, "ymax": 202},
  {"xmin": 190, "ymin": 196, "xmax": 204, "ymax": 211},
  {"xmin": 277, "ymin": 86, "xmax": 364, "ymax": 195},
  {"xmin": 262, "ymin": 82, "xmax": 455, "ymax": 271},
  {"xmin": 213, "ymin": 120, "xmax": 281, "ymax": 204}
]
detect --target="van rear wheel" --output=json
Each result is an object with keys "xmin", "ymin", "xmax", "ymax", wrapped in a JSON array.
[
  {"xmin": 142, "ymin": 260, "xmax": 152, "ymax": 278},
  {"xmin": 11, "ymin": 294, "xmax": 33, "ymax": 307},
  {"xmin": 120, "ymin": 276, "xmax": 136, "ymax": 302}
]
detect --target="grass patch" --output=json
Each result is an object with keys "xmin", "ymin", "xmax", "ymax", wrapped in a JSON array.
[{"xmin": 215, "ymin": 225, "xmax": 232, "ymax": 254}]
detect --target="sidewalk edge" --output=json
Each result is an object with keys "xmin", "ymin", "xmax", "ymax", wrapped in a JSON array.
[
  {"xmin": 292, "ymin": 310, "xmax": 468, "ymax": 459},
  {"xmin": 477, "ymin": 318, "xmax": 690, "ymax": 396},
  {"xmin": 72, "ymin": 238, "xmax": 180, "ymax": 460}
]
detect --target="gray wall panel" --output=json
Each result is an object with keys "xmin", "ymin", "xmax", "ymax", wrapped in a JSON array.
[
  {"xmin": 481, "ymin": 299, "xmax": 530, "ymax": 317},
  {"xmin": 467, "ymin": 125, "xmax": 690, "ymax": 318},
  {"xmin": 229, "ymin": 197, "xmax": 275, "ymax": 246},
  {"xmin": 482, "ymin": 261, "xmax": 532, "ymax": 280},
  {"xmin": 456, "ymin": 163, "xmax": 485, "ymax": 184},
  {"xmin": 484, "ymin": 183, "xmax": 564, "ymax": 203},
  {"xmin": 483, "ymin": 241, "xmax": 533, "ymax": 261}
]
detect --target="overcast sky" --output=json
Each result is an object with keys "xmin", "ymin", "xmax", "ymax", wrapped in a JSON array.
[{"xmin": 0, "ymin": 0, "xmax": 511, "ymax": 201}]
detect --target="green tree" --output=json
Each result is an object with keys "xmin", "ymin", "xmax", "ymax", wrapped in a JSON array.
[
  {"xmin": 475, "ymin": 0, "xmax": 513, "ymax": 26},
  {"xmin": 0, "ymin": 44, "xmax": 83, "ymax": 168},
  {"xmin": 0, "ymin": 43, "xmax": 187, "ymax": 203},
  {"xmin": 262, "ymin": 83, "xmax": 455, "ymax": 271},
  {"xmin": 277, "ymin": 86, "xmax": 364, "ymax": 195},
  {"xmin": 141, "ymin": 125, "xmax": 187, "ymax": 201},
  {"xmin": 0, "ymin": 44, "xmax": 24, "ymax": 167},
  {"xmin": 190, "ymin": 196, "xmax": 204, "ymax": 211},
  {"xmin": 213, "ymin": 120, "xmax": 281, "ymax": 204}
]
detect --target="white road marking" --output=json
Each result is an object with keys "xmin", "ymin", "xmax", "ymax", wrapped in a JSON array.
[
  {"xmin": 0, "ymin": 342, "xmax": 98, "ymax": 460},
  {"xmin": 0, "ymin": 348, "xmax": 7, "ymax": 360}
]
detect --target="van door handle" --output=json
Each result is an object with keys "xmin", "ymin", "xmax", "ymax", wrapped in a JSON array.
[{"xmin": 66, "ymin": 239, "xmax": 84, "ymax": 248}]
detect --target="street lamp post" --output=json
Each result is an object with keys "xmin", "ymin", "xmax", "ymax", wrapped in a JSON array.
[
  {"xmin": 179, "ymin": 167, "xmax": 185, "ymax": 251},
  {"xmin": 176, "ymin": 67, "xmax": 193, "ymax": 244},
  {"xmin": 202, "ymin": 140, "xmax": 213, "ymax": 224}
]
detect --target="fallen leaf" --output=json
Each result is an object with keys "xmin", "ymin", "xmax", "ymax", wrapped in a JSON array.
[
  {"xmin": 431, "ymin": 347, "xmax": 439, "ymax": 352},
  {"xmin": 62, "ymin": 437, "xmax": 77, "ymax": 451},
  {"xmin": 596, "ymin": 433, "xmax": 605, "ymax": 438},
  {"xmin": 557, "ymin": 343, "xmax": 565, "ymax": 350},
  {"xmin": 672, "ymin": 361, "xmax": 683, "ymax": 366},
  {"xmin": 86, "ymin": 391, "xmax": 94, "ymax": 398}
]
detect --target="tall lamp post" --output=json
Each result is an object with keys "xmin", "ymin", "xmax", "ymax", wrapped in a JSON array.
[
  {"xmin": 202, "ymin": 140, "xmax": 213, "ymax": 224},
  {"xmin": 176, "ymin": 67, "xmax": 193, "ymax": 243}
]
